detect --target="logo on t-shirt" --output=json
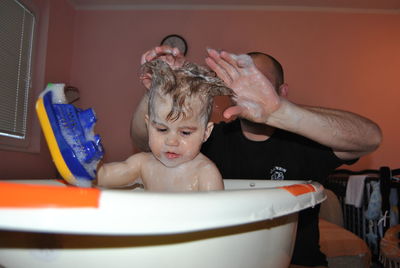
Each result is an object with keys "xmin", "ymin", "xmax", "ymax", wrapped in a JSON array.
[{"xmin": 270, "ymin": 166, "xmax": 287, "ymax": 180}]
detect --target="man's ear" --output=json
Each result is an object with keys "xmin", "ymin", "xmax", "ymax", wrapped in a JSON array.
[
  {"xmin": 140, "ymin": 73, "xmax": 152, "ymax": 90},
  {"xmin": 278, "ymin": 83, "xmax": 289, "ymax": 98},
  {"xmin": 203, "ymin": 122, "xmax": 214, "ymax": 142},
  {"xmin": 145, "ymin": 114, "xmax": 149, "ymax": 128}
]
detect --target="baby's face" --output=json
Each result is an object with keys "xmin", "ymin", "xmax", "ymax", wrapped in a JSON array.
[{"xmin": 147, "ymin": 94, "xmax": 212, "ymax": 168}]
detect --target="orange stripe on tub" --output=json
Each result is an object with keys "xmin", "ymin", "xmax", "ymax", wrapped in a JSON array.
[
  {"xmin": 280, "ymin": 183, "xmax": 316, "ymax": 196},
  {"xmin": 0, "ymin": 182, "xmax": 100, "ymax": 208}
]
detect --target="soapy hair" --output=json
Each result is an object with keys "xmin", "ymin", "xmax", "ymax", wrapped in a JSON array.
[{"xmin": 142, "ymin": 59, "xmax": 233, "ymax": 125}]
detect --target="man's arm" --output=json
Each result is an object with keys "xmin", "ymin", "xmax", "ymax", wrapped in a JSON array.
[
  {"xmin": 205, "ymin": 48, "xmax": 382, "ymax": 160},
  {"xmin": 269, "ymin": 100, "xmax": 382, "ymax": 160},
  {"xmin": 131, "ymin": 92, "xmax": 150, "ymax": 151}
]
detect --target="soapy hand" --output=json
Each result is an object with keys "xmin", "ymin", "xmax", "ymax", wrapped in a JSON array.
[
  {"xmin": 140, "ymin": 46, "xmax": 185, "ymax": 89},
  {"xmin": 205, "ymin": 48, "xmax": 281, "ymax": 123}
]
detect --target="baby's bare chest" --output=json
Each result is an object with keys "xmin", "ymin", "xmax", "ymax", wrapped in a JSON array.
[{"xmin": 141, "ymin": 162, "xmax": 201, "ymax": 191}]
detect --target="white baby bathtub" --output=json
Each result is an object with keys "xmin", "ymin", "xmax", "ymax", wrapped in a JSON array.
[{"xmin": 0, "ymin": 179, "xmax": 325, "ymax": 268}]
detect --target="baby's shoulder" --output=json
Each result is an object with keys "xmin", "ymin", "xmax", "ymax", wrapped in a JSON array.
[
  {"xmin": 125, "ymin": 151, "xmax": 153, "ymax": 164},
  {"xmin": 195, "ymin": 154, "xmax": 224, "ymax": 190},
  {"xmin": 194, "ymin": 153, "xmax": 219, "ymax": 171}
]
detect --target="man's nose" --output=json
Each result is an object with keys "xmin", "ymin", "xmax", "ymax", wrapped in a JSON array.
[{"xmin": 165, "ymin": 133, "xmax": 179, "ymax": 146}]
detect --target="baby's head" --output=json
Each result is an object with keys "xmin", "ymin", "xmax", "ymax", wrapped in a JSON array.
[
  {"xmin": 141, "ymin": 59, "xmax": 233, "ymax": 167},
  {"xmin": 143, "ymin": 59, "xmax": 233, "ymax": 126}
]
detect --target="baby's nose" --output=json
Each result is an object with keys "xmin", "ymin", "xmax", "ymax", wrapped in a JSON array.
[{"xmin": 165, "ymin": 133, "xmax": 179, "ymax": 146}]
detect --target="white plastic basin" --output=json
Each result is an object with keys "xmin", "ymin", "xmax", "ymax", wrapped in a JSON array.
[{"xmin": 0, "ymin": 179, "xmax": 325, "ymax": 268}]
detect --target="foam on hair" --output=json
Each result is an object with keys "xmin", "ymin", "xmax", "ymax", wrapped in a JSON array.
[{"xmin": 142, "ymin": 59, "xmax": 233, "ymax": 124}]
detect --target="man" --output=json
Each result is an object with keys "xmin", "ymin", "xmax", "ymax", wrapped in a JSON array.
[{"xmin": 132, "ymin": 46, "xmax": 382, "ymax": 267}]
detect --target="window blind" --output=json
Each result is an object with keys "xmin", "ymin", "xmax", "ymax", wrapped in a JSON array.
[{"xmin": 0, "ymin": 0, "xmax": 35, "ymax": 139}]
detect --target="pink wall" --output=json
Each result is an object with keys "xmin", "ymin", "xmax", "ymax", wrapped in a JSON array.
[
  {"xmin": 1, "ymin": 4, "xmax": 399, "ymax": 179},
  {"xmin": 71, "ymin": 8, "xmax": 400, "ymax": 170}
]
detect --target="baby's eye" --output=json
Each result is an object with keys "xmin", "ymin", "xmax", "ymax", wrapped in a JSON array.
[
  {"xmin": 181, "ymin": 130, "xmax": 192, "ymax": 136},
  {"xmin": 156, "ymin": 127, "xmax": 167, "ymax": 132}
]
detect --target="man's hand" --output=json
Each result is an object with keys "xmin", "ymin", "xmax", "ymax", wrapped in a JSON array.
[
  {"xmin": 140, "ymin": 46, "xmax": 185, "ymax": 89},
  {"xmin": 205, "ymin": 48, "xmax": 281, "ymax": 123}
]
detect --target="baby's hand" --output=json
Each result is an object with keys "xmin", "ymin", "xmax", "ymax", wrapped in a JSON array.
[{"xmin": 140, "ymin": 46, "xmax": 185, "ymax": 89}]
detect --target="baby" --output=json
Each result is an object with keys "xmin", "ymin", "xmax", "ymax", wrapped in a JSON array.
[{"xmin": 97, "ymin": 59, "xmax": 233, "ymax": 191}]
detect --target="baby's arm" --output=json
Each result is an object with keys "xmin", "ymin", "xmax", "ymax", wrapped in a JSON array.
[
  {"xmin": 96, "ymin": 152, "xmax": 146, "ymax": 188},
  {"xmin": 198, "ymin": 161, "xmax": 224, "ymax": 191}
]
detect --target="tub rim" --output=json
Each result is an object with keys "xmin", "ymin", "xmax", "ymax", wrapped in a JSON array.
[{"xmin": 0, "ymin": 179, "xmax": 325, "ymax": 235}]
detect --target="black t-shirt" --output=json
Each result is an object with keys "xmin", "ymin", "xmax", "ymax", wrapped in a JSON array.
[{"xmin": 201, "ymin": 119, "xmax": 356, "ymax": 266}]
